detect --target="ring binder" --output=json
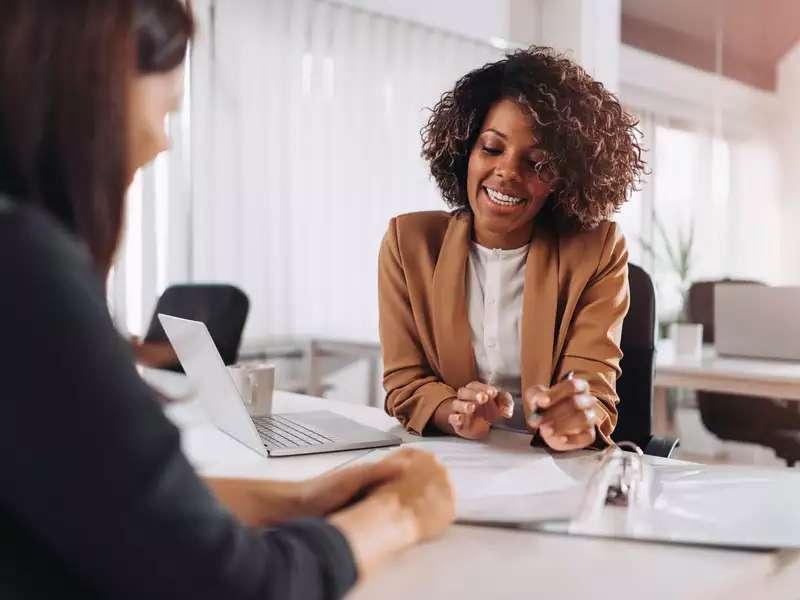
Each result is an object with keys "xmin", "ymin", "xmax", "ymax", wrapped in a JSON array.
[{"xmin": 569, "ymin": 441, "xmax": 654, "ymax": 532}]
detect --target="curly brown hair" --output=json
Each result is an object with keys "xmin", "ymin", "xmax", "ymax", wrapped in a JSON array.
[{"xmin": 421, "ymin": 46, "xmax": 645, "ymax": 231}]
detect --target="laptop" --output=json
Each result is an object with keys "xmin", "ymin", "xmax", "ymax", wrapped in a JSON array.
[
  {"xmin": 715, "ymin": 285, "xmax": 800, "ymax": 361},
  {"xmin": 159, "ymin": 314, "xmax": 402, "ymax": 457}
]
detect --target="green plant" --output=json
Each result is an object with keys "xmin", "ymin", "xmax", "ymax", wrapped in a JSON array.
[{"xmin": 639, "ymin": 211, "xmax": 695, "ymax": 322}]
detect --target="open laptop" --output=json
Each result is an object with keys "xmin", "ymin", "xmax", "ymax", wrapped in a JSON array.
[
  {"xmin": 159, "ymin": 314, "xmax": 401, "ymax": 457},
  {"xmin": 715, "ymin": 285, "xmax": 800, "ymax": 361}
]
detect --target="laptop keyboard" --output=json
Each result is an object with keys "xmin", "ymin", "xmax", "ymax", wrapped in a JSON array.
[{"xmin": 252, "ymin": 414, "xmax": 336, "ymax": 449}]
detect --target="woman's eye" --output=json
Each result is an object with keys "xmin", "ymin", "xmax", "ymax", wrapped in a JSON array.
[{"xmin": 482, "ymin": 145, "xmax": 501, "ymax": 155}]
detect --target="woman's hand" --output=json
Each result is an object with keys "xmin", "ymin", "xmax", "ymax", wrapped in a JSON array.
[
  {"xmin": 206, "ymin": 459, "xmax": 404, "ymax": 527},
  {"xmin": 524, "ymin": 376, "xmax": 601, "ymax": 451},
  {"xmin": 130, "ymin": 336, "xmax": 178, "ymax": 369},
  {"xmin": 297, "ymin": 459, "xmax": 407, "ymax": 516},
  {"xmin": 433, "ymin": 382, "xmax": 514, "ymax": 439},
  {"xmin": 329, "ymin": 449, "xmax": 454, "ymax": 576}
]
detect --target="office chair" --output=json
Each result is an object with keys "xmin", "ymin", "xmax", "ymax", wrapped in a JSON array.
[
  {"xmin": 144, "ymin": 284, "xmax": 250, "ymax": 372},
  {"xmin": 614, "ymin": 264, "xmax": 680, "ymax": 457},
  {"xmin": 688, "ymin": 279, "xmax": 800, "ymax": 467}
]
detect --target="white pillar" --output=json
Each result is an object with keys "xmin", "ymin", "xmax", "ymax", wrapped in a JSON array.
[
  {"xmin": 777, "ymin": 43, "xmax": 800, "ymax": 285},
  {"xmin": 536, "ymin": 0, "xmax": 621, "ymax": 95}
]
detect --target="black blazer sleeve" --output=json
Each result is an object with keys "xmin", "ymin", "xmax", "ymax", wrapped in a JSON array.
[{"xmin": 0, "ymin": 206, "xmax": 356, "ymax": 600}]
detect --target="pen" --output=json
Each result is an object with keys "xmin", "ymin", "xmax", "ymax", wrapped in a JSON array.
[{"xmin": 529, "ymin": 370, "xmax": 574, "ymax": 444}]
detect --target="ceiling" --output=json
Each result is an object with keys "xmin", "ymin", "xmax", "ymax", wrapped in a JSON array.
[{"xmin": 621, "ymin": 0, "xmax": 800, "ymax": 90}]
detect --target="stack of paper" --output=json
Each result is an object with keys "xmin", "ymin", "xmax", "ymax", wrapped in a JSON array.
[{"xmin": 354, "ymin": 431, "xmax": 591, "ymax": 524}]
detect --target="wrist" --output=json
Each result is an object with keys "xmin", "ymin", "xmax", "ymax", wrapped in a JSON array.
[
  {"xmin": 432, "ymin": 398, "xmax": 456, "ymax": 434},
  {"xmin": 329, "ymin": 492, "xmax": 417, "ymax": 577}
]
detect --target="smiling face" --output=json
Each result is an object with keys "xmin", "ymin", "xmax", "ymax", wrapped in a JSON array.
[{"xmin": 466, "ymin": 98, "xmax": 554, "ymax": 249}]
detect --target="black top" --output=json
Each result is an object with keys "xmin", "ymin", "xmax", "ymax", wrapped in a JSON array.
[{"xmin": 0, "ymin": 198, "xmax": 357, "ymax": 600}]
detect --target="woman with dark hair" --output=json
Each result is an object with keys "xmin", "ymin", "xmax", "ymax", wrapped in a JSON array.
[
  {"xmin": 379, "ymin": 47, "xmax": 645, "ymax": 450},
  {"xmin": 125, "ymin": 0, "xmax": 194, "ymax": 368},
  {"xmin": 0, "ymin": 2, "xmax": 453, "ymax": 599}
]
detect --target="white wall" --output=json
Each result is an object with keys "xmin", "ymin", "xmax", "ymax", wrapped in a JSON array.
[
  {"xmin": 538, "ymin": 0, "xmax": 621, "ymax": 94},
  {"xmin": 620, "ymin": 45, "xmax": 779, "ymax": 136},
  {"xmin": 777, "ymin": 43, "xmax": 800, "ymax": 285}
]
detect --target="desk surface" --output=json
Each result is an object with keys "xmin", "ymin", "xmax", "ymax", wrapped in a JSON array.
[
  {"xmin": 655, "ymin": 340, "xmax": 800, "ymax": 400},
  {"xmin": 145, "ymin": 369, "xmax": 800, "ymax": 600}
]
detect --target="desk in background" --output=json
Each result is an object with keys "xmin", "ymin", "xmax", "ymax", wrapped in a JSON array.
[
  {"xmin": 143, "ymin": 369, "xmax": 800, "ymax": 600},
  {"xmin": 654, "ymin": 340, "xmax": 800, "ymax": 435}
]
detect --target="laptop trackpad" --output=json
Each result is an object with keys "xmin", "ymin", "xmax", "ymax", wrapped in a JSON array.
[{"xmin": 282, "ymin": 410, "xmax": 389, "ymax": 442}]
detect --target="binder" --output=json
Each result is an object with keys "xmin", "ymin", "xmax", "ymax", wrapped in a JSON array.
[{"xmin": 459, "ymin": 441, "xmax": 800, "ymax": 551}]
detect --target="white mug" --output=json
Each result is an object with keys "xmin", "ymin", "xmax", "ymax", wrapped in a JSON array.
[{"xmin": 227, "ymin": 363, "xmax": 275, "ymax": 417}]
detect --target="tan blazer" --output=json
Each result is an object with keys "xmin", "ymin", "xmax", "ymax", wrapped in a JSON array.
[{"xmin": 378, "ymin": 210, "xmax": 630, "ymax": 445}]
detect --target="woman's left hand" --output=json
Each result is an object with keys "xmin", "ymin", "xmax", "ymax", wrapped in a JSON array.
[{"xmin": 523, "ymin": 376, "xmax": 601, "ymax": 451}]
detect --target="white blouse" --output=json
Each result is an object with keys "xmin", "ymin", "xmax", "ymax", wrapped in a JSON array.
[{"xmin": 466, "ymin": 242, "xmax": 529, "ymax": 430}]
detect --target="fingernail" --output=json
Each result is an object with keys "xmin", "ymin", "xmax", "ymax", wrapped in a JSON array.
[
  {"xmin": 527, "ymin": 416, "xmax": 540, "ymax": 428},
  {"xmin": 540, "ymin": 425, "xmax": 553, "ymax": 436},
  {"xmin": 477, "ymin": 393, "xmax": 487, "ymax": 404},
  {"xmin": 466, "ymin": 403, "xmax": 475, "ymax": 413},
  {"xmin": 575, "ymin": 380, "xmax": 588, "ymax": 393},
  {"xmin": 488, "ymin": 387, "xmax": 497, "ymax": 397},
  {"xmin": 538, "ymin": 395, "xmax": 551, "ymax": 408},
  {"xmin": 558, "ymin": 436, "xmax": 568, "ymax": 444},
  {"xmin": 576, "ymin": 395, "xmax": 593, "ymax": 408}
]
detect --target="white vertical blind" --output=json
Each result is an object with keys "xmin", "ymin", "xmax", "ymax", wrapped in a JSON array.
[{"xmin": 190, "ymin": 0, "xmax": 502, "ymax": 341}]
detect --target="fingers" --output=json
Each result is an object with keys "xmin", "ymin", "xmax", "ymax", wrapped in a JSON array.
[
  {"xmin": 496, "ymin": 391, "xmax": 514, "ymax": 419},
  {"xmin": 524, "ymin": 378, "xmax": 592, "ymax": 429},
  {"xmin": 539, "ymin": 404, "xmax": 601, "ymax": 438},
  {"xmin": 537, "ymin": 378, "xmax": 589, "ymax": 409},
  {"xmin": 457, "ymin": 384, "xmax": 513, "ymax": 422},
  {"xmin": 360, "ymin": 456, "xmax": 407, "ymax": 485},
  {"xmin": 540, "ymin": 426, "xmax": 596, "ymax": 451},
  {"xmin": 459, "ymin": 383, "xmax": 496, "ymax": 406},
  {"xmin": 448, "ymin": 412, "xmax": 466, "ymax": 429},
  {"xmin": 447, "ymin": 383, "xmax": 515, "ymax": 439},
  {"xmin": 524, "ymin": 385, "xmax": 548, "ymax": 423},
  {"xmin": 451, "ymin": 399, "xmax": 477, "ymax": 415},
  {"xmin": 537, "ymin": 393, "xmax": 597, "ymax": 427}
]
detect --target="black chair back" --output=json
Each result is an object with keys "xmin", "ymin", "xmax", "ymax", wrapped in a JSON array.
[
  {"xmin": 614, "ymin": 263, "xmax": 656, "ymax": 449},
  {"xmin": 145, "ymin": 284, "xmax": 250, "ymax": 370}
]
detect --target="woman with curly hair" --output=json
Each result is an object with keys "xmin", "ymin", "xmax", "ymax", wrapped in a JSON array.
[{"xmin": 379, "ymin": 47, "xmax": 645, "ymax": 451}]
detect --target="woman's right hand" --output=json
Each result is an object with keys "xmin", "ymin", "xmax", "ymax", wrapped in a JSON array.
[
  {"xmin": 329, "ymin": 449, "xmax": 454, "ymax": 576},
  {"xmin": 433, "ymin": 382, "xmax": 514, "ymax": 439}
]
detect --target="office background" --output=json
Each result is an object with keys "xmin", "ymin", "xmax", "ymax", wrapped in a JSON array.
[{"xmin": 109, "ymin": 0, "xmax": 800, "ymax": 465}]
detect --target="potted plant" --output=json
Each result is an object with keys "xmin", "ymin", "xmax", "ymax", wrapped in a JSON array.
[{"xmin": 639, "ymin": 212, "xmax": 703, "ymax": 359}]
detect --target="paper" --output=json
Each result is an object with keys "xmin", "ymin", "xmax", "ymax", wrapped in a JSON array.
[{"xmin": 357, "ymin": 433, "xmax": 587, "ymax": 523}]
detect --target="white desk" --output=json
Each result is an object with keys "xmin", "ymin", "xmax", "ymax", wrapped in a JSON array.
[
  {"xmin": 654, "ymin": 341, "xmax": 800, "ymax": 433},
  {"xmin": 143, "ymin": 368, "xmax": 800, "ymax": 599}
]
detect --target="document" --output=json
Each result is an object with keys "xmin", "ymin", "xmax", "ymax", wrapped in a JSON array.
[{"xmin": 355, "ymin": 431, "xmax": 589, "ymax": 523}]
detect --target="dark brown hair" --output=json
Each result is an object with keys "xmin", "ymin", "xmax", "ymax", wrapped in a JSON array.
[
  {"xmin": 421, "ymin": 46, "xmax": 646, "ymax": 231},
  {"xmin": 136, "ymin": 0, "xmax": 195, "ymax": 75},
  {"xmin": 0, "ymin": 0, "xmax": 193, "ymax": 276}
]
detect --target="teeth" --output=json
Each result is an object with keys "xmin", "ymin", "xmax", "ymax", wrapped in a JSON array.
[{"xmin": 485, "ymin": 186, "xmax": 525, "ymax": 206}]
